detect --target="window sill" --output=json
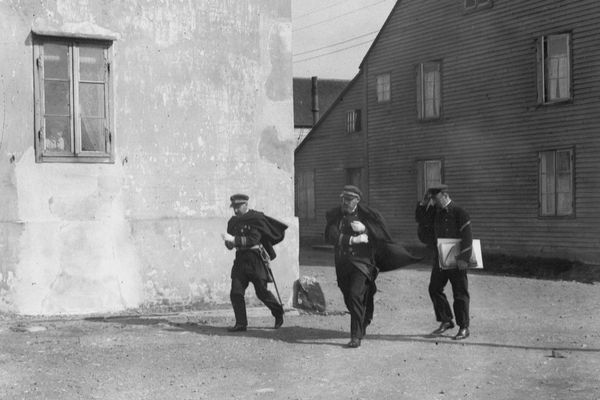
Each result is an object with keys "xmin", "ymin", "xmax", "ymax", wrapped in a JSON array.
[{"xmin": 36, "ymin": 155, "xmax": 115, "ymax": 164}]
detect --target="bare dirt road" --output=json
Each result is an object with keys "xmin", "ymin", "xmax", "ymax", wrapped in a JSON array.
[{"xmin": 1, "ymin": 251, "xmax": 599, "ymax": 399}]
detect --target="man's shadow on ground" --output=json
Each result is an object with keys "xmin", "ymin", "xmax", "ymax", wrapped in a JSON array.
[{"xmin": 85, "ymin": 316, "xmax": 600, "ymax": 353}]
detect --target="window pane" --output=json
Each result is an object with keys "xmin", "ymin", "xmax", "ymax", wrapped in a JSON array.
[
  {"xmin": 79, "ymin": 47, "xmax": 105, "ymax": 81},
  {"xmin": 81, "ymin": 118, "xmax": 105, "ymax": 152},
  {"xmin": 79, "ymin": 82, "xmax": 105, "ymax": 117},
  {"xmin": 44, "ymin": 116, "xmax": 71, "ymax": 152},
  {"xmin": 540, "ymin": 151, "xmax": 555, "ymax": 215},
  {"xmin": 44, "ymin": 43, "xmax": 69, "ymax": 80},
  {"xmin": 377, "ymin": 74, "xmax": 390, "ymax": 102},
  {"xmin": 425, "ymin": 160, "xmax": 442, "ymax": 188},
  {"xmin": 556, "ymin": 150, "xmax": 572, "ymax": 215},
  {"xmin": 424, "ymin": 68, "xmax": 440, "ymax": 118},
  {"xmin": 44, "ymin": 81, "xmax": 70, "ymax": 115},
  {"xmin": 545, "ymin": 34, "xmax": 570, "ymax": 101}
]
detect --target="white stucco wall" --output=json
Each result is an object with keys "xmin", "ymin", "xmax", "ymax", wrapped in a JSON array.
[{"xmin": 0, "ymin": 0, "xmax": 297, "ymax": 315}]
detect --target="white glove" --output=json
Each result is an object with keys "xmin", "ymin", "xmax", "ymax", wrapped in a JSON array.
[
  {"xmin": 350, "ymin": 221, "xmax": 366, "ymax": 233},
  {"xmin": 221, "ymin": 233, "xmax": 234, "ymax": 242},
  {"xmin": 350, "ymin": 233, "xmax": 369, "ymax": 245}
]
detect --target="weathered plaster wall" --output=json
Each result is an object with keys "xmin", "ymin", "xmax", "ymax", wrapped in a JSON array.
[{"xmin": 0, "ymin": 0, "xmax": 297, "ymax": 315}]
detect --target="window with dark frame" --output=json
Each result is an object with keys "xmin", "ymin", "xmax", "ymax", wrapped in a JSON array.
[
  {"xmin": 537, "ymin": 33, "xmax": 571, "ymax": 104},
  {"xmin": 295, "ymin": 170, "xmax": 316, "ymax": 220},
  {"xmin": 416, "ymin": 159, "xmax": 442, "ymax": 200},
  {"xmin": 346, "ymin": 109, "xmax": 362, "ymax": 133},
  {"xmin": 416, "ymin": 62, "xmax": 441, "ymax": 120},
  {"xmin": 539, "ymin": 148, "xmax": 574, "ymax": 217},
  {"xmin": 33, "ymin": 35, "xmax": 114, "ymax": 163},
  {"xmin": 376, "ymin": 73, "xmax": 391, "ymax": 103}
]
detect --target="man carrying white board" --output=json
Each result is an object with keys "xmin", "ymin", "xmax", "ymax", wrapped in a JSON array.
[{"xmin": 415, "ymin": 184, "xmax": 473, "ymax": 340}]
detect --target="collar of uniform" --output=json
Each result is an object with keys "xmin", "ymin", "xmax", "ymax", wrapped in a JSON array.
[{"xmin": 441, "ymin": 199, "xmax": 453, "ymax": 211}]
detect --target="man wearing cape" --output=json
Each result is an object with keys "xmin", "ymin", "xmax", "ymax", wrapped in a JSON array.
[
  {"xmin": 325, "ymin": 185, "xmax": 421, "ymax": 348},
  {"xmin": 222, "ymin": 194, "xmax": 287, "ymax": 332}
]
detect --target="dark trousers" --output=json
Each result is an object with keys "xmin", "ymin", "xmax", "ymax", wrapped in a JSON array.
[
  {"xmin": 429, "ymin": 264, "xmax": 470, "ymax": 328},
  {"xmin": 338, "ymin": 268, "xmax": 377, "ymax": 339},
  {"xmin": 230, "ymin": 275, "xmax": 283, "ymax": 327}
]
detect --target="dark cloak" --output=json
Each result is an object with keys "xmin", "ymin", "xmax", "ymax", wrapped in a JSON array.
[
  {"xmin": 227, "ymin": 209, "xmax": 288, "ymax": 260},
  {"xmin": 325, "ymin": 204, "xmax": 422, "ymax": 272}
]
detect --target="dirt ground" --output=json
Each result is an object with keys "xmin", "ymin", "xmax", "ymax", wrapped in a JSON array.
[{"xmin": 1, "ymin": 249, "xmax": 599, "ymax": 400}]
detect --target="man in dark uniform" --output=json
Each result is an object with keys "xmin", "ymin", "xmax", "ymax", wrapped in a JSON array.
[
  {"xmin": 415, "ymin": 184, "xmax": 472, "ymax": 340},
  {"xmin": 222, "ymin": 194, "xmax": 287, "ymax": 332},
  {"xmin": 325, "ymin": 185, "xmax": 420, "ymax": 348}
]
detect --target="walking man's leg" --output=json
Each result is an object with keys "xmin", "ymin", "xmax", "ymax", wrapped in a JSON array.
[
  {"xmin": 229, "ymin": 276, "xmax": 249, "ymax": 331},
  {"xmin": 429, "ymin": 265, "xmax": 455, "ymax": 334},
  {"xmin": 253, "ymin": 277, "xmax": 284, "ymax": 329}
]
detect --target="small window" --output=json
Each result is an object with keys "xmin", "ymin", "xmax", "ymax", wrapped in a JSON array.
[
  {"xmin": 345, "ymin": 167, "xmax": 362, "ymax": 188},
  {"xmin": 346, "ymin": 109, "xmax": 362, "ymax": 133},
  {"xmin": 416, "ymin": 160, "xmax": 442, "ymax": 199},
  {"xmin": 33, "ymin": 35, "xmax": 114, "ymax": 163},
  {"xmin": 296, "ymin": 170, "xmax": 316, "ymax": 219},
  {"xmin": 376, "ymin": 73, "xmax": 391, "ymax": 103},
  {"xmin": 539, "ymin": 148, "xmax": 574, "ymax": 216},
  {"xmin": 465, "ymin": 0, "xmax": 493, "ymax": 10},
  {"xmin": 416, "ymin": 62, "xmax": 442, "ymax": 120},
  {"xmin": 537, "ymin": 33, "xmax": 571, "ymax": 104}
]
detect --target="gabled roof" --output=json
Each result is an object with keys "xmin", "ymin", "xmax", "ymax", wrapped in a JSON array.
[
  {"xmin": 293, "ymin": 77, "xmax": 350, "ymax": 127},
  {"xmin": 295, "ymin": 72, "xmax": 362, "ymax": 154},
  {"xmin": 358, "ymin": 0, "xmax": 402, "ymax": 71}
]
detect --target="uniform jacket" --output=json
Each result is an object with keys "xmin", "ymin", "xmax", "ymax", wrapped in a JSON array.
[
  {"xmin": 415, "ymin": 201, "xmax": 473, "ymax": 263},
  {"xmin": 325, "ymin": 204, "xmax": 421, "ymax": 274},
  {"xmin": 227, "ymin": 209, "xmax": 288, "ymax": 261}
]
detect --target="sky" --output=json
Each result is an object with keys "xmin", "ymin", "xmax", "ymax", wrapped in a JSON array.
[{"xmin": 292, "ymin": 0, "xmax": 397, "ymax": 80}]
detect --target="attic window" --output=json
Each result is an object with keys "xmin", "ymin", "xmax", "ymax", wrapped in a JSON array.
[
  {"xmin": 33, "ymin": 34, "xmax": 114, "ymax": 163},
  {"xmin": 346, "ymin": 109, "xmax": 362, "ymax": 133},
  {"xmin": 465, "ymin": 0, "xmax": 492, "ymax": 11}
]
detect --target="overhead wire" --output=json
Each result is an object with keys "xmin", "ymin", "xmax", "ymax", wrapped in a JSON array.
[
  {"xmin": 293, "ymin": 0, "xmax": 391, "ymax": 33},
  {"xmin": 294, "ymin": 0, "xmax": 350, "ymax": 20},
  {"xmin": 293, "ymin": 30, "xmax": 379, "ymax": 58},
  {"xmin": 293, "ymin": 39, "xmax": 375, "ymax": 63}
]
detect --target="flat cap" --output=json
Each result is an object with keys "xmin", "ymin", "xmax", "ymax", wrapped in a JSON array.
[
  {"xmin": 340, "ymin": 185, "xmax": 363, "ymax": 200},
  {"xmin": 427, "ymin": 184, "xmax": 449, "ymax": 195},
  {"xmin": 230, "ymin": 193, "xmax": 249, "ymax": 207}
]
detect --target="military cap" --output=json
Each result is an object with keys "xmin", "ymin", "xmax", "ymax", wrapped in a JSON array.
[
  {"xmin": 340, "ymin": 185, "xmax": 363, "ymax": 200},
  {"xmin": 427, "ymin": 184, "xmax": 449, "ymax": 195},
  {"xmin": 230, "ymin": 193, "xmax": 249, "ymax": 207}
]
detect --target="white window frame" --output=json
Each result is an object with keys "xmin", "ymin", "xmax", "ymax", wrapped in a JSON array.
[
  {"xmin": 416, "ymin": 62, "xmax": 442, "ymax": 121},
  {"xmin": 537, "ymin": 33, "xmax": 572, "ymax": 104},
  {"xmin": 33, "ymin": 33, "xmax": 115, "ymax": 163},
  {"xmin": 376, "ymin": 73, "xmax": 391, "ymax": 103},
  {"xmin": 539, "ymin": 148, "xmax": 574, "ymax": 217}
]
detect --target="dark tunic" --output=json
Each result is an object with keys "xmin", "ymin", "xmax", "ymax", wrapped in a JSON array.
[
  {"xmin": 325, "ymin": 203, "xmax": 420, "ymax": 339},
  {"xmin": 226, "ymin": 210, "xmax": 287, "ymax": 326},
  {"xmin": 415, "ymin": 200, "xmax": 472, "ymax": 328}
]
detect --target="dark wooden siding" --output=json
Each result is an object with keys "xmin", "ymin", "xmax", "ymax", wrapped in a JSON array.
[
  {"xmin": 360, "ymin": 0, "xmax": 600, "ymax": 262},
  {"xmin": 295, "ymin": 74, "xmax": 367, "ymax": 242}
]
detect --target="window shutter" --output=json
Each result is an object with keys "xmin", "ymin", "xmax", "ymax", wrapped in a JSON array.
[
  {"xmin": 306, "ymin": 170, "xmax": 315, "ymax": 219},
  {"xmin": 355, "ymin": 109, "xmax": 362, "ymax": 132},
  {"xmin": 416, "ymin": 161, "xmax": 425, "ymax": 200},
  {"xmin": 416, "ymin": 64, "xmax": 423, "ymax": 119},
  {"xmin": 536, "ymin": 36, "xmax": 545, "ymax": 104}
]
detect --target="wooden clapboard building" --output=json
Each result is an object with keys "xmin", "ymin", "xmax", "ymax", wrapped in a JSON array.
[{"xmin": 295, "ymin": 0, "xmax": 600, "ymax": 264}]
